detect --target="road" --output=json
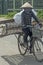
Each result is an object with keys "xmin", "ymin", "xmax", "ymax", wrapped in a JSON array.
[{"xmin": 0, "ymin": 35, "xmax": 43, "ymax": 65}]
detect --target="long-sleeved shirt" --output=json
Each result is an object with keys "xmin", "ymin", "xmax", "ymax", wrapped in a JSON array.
[{"xmin": 21, "ymin": 10, "xmax": 40, "ymax": 26}]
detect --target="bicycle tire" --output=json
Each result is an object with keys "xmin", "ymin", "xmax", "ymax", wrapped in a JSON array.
[
  {"xmin": 33, "ymin": 37, "xmax": 43, "ymax": 62},
  {"xmin": 18, "ymin": 33, "xmax": 28, "ymax": 56}
]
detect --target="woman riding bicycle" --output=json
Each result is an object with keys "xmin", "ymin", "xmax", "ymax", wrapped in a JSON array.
[{"xmin": 21, "ymin": 2, "xmax": 42, "ymax": 53}]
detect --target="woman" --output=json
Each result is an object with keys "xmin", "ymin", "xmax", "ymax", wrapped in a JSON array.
[{"xmin": 21, "ymin": 2, "xmax": 42, "ymax": 53}]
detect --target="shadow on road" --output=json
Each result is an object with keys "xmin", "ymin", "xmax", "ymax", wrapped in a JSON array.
[{"xmin": 1, "ymin": 54, "xmax": 43, "ymax": 65}]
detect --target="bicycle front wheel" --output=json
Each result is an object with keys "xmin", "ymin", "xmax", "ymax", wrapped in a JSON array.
[
  {"xmin": 33, "ymin": 37, "xmax": 43, "ymax": 62},
  {"xmin": 18, "ymin": 33, "xmax": 28, "ymax": 56}
]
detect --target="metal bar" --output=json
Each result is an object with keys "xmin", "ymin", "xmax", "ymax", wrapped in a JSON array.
[
  {"xmin": 32, "ymin": 0, "xmax": 33, "ymax": 7},
  {"xmin": 22, "ymin": 0, "xmax": 23, "ymax": 5},
  {"xmin": 14, "ymin": 34, "xmax": 18, "ymax": 40},
  {"xmin": 0, "ymin": 31, "xmax": 22, "ymax": 38},
  {"xmin": 35, "ymin": 9, "xmax": 43, "ymax": 10},
  {"xmin": 13, "ymin": 0, "xmax": 15, "ymax": 10}
]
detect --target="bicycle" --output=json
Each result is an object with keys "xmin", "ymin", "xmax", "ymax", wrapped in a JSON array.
[{"xmin": 18, "ymin": 25, "xmax": 43, "ymax": 62}]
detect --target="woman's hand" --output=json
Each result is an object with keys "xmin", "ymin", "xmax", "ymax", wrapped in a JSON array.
[{"xmin": 39, "ymin": 23, "xmax": 42, "ymax": 28}]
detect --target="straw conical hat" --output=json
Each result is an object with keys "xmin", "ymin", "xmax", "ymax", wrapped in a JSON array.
[{"xmin": 21, "ymin": 2, "xmax": 32, "ymax": 8}]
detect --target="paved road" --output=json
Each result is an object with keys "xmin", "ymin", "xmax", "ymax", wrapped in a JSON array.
[{"xmin": 0, "ymin": 35, "xmax": 43, "ymax": 65}]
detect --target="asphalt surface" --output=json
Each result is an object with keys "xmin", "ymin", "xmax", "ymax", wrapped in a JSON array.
[{"xmin": 0, "ymin": 35, "xmax": 43, "ymax": 65}]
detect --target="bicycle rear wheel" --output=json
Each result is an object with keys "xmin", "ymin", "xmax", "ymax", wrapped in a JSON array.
[
  {"xmin": 33, "ymin": 38, "xmax": 43, "ymax": 62},
  {"xmin": 18, "ymin": 33, "xmax": 28, "ymax": 56}
]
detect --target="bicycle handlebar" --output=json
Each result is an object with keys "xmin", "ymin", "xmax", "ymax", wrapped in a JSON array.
[
  {"xmin": 21, "ymin": 25, "xmax": 43, "ymax": 30},
  {"xmin": 21, "ymin": 25, "xmax": 35, "ymax": 28}
]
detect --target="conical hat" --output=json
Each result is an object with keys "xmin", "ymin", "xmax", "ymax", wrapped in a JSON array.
[{"xmin": 21, "ymin": 2, "xmax": 32, "ymax": 8}]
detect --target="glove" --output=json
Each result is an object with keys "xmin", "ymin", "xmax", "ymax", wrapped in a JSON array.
[{"xmin": 39, "ymin": 23, "xmax": 42, "ymax": 28}]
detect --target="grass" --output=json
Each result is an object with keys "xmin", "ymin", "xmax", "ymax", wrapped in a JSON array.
[{"xmin": 0, "ymin": 15, "xmax": 7, "ymax": 18}]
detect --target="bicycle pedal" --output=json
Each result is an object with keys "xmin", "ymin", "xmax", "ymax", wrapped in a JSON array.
[
  {"xmin": 27, "ymin": 47, "xmax": 30, "ymax": 50},
  {"xmin": 20, "ymin": 44, "xmax": 24, "ymax": 46}
]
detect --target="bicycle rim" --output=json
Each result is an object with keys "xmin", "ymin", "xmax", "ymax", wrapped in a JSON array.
[
  {"xmin": 33, "ymin": 38, "xmax": 43, "ymax": 62},
  {"xmin": 18, "ymin": 34, "xmax": 28, "ymax": 55}
]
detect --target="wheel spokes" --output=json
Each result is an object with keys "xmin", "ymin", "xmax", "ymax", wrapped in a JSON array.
[{"xmin": 34, "ymin": 39, "xmax": 43, "ymax": 61}]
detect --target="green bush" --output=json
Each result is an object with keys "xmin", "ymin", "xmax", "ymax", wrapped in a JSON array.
[
  {"xmin": 37, "ymin": 10, "xmax": 43, "ymax": 20},
  {"xmin": 7, "ymin": 10, "xmax": 43, "ymax": 19},
  {"xmin": 0, "ymin": 10, "xmax": 43, "ymax": 20},
  {"xmin": 6, "ymin": 11, "xmax": 17, "ymax": 19},
  {"xmin": 0, "ymin": 11, "xmax": 17, "ymax": 19}
]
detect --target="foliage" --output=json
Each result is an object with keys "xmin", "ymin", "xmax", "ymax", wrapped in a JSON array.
[
  {"xmin": 37, "ymin": 10, "xmax": 43, "ymax": 20},
  {"xmin": 0, "ymin": 11, "xmax": 17, "ymax": 19},
  {"xmin": 6, "ymin": 11, "xmax": 17, "ymax": 19},
  {"xmin": 6, "ymin": 10, "xmax": 43, "ymax": 19},
  {"xmin": 0, "ymin": 10, "xmax": 43, "ymax": 20}
]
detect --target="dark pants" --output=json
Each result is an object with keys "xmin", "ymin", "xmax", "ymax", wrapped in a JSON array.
[{"xmin": 22, "ymin": 27, "xmax": 33, "ymax": 49}]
